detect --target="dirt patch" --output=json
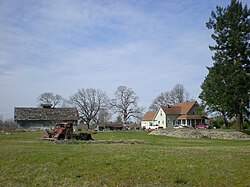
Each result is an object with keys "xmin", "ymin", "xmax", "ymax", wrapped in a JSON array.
[
  {"xmin": 87, "ymin": 140, "xmax": 145, "ymax": 144},
  {"xmin": 55, "ymin": 139, "xmax": 145, "ymax": 144},
  {"xmin": 149, "ymin": 129, "xmax": 250, "ymax": 140}
]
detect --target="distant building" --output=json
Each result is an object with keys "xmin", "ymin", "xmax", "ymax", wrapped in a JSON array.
[
  {"xmin": 95, "ymin": 122, "xmax": 124, "ymax": 131},
  {"xmin": 95, "ymin": 122, "xmax": 140, "ymax": 131},
  {"xmin": 141, "ymin": 101, "xmax": 207, "ymax": 129},
  {"xmin": 14, "ymin": 104, "xmax": 79, "ymax": 129}
]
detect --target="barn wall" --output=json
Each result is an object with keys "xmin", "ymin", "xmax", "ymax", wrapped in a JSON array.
[{"xmin": 17, "ymin": 121, "xmax": 55, "ymax": 130}]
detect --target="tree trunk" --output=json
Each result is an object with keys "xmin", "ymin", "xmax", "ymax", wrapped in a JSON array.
[
  {"xmin": 235, "ymin": 113, "xmax": 242, "ymax": 131},
  {"xmin": 223, "ymin": 117, "xmax": 229, "ymax": 128},
  {"xmin": 85, "ymin": 118, "xmax": 91, "ymax": 129},
  {"xmin": 123, "ymin": 114, "xmax": 127, "ymax": 124},
  {"xmin": 221, "ymin": 111, "xmax": 228, "ymax": 128}
]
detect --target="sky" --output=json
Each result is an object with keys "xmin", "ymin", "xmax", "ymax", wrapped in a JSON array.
[{"xmin": 0, "ymin": 0, "xmax": 249, "ymax": 119}]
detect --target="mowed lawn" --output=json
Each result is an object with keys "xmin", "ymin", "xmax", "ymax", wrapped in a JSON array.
[{"xmin": 0, "ymin": 131, "xmax": 249, "ymax": 187}]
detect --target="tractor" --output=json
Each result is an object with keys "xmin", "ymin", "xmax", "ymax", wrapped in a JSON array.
[{"xmin": 43, "ymin": 122, "xmax": 93, "ymax": 141}]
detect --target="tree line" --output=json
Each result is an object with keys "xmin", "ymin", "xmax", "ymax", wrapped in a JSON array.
[
  {"xmin": 0, "ymin": 116, "xmax": 16, "ymax": 131},
  {"xmin": 37, "ymin": 86, "xmax": 143, "ymax": 129},
  {"xmin": 37, "ymin": 84, "xmax": 189, "ymax": 128}
]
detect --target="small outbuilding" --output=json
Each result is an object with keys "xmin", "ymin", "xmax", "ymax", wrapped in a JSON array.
[{"xmin": 14, "ymin": 105, "xmax": 79, "ymax": 129}]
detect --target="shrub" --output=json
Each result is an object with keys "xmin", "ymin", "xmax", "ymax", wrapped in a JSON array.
[
  {"xmin": 228, "ymin": 120, "xmax": 236, "ymax": 129},
  {"xmin": 243, "ymin": 120, "xmax": 250, "ymax": 129},
  {"xmin": 228, "ymin": 120, "xmax": 249, "ymax": 130},
  {"xmin": 211, "ymin": 116, "xmax": 224, "ymax": 128}
]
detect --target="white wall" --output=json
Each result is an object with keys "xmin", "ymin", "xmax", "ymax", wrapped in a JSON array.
[
  {"xmin": 154, "ymin": 108, "xmax": 167, "ymax": 128},
  {"xmin": 141, "ymin": 120, "xmax": 158, "ymax": 129},
  {"xmin": 154, "ymin": 108, "xmax": 180, "ymax": 128}
]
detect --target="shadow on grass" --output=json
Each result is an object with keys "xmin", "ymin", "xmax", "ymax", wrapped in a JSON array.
[{"xmin": 175, "ymin": 177, "xmax": 189, "ymax": 185}]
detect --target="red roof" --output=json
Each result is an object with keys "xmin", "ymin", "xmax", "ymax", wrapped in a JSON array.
[
  {"xmin": 161, "ymin": 106, "xmax": 181, "ymax": 115},
  {"xmin": 173, "ymin": 101, "xmax": 196, "ymax": 114},
  {"xmin": 142, "ymin": 101, "xmax": 198, "ymax": 121},
  {"xmin": 141, "ymin": 111, "xmax": 156, "ymax": 121}
]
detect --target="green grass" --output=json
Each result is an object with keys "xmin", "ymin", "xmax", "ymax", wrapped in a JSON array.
[{"xmin": 0, "ymin": 131, "xmax": 249, "ymax": 187}]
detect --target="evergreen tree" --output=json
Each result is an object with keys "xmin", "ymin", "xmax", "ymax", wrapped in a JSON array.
[{"xmin": 200, "ymin": 0, "xmax": 250, "ymax": 131}]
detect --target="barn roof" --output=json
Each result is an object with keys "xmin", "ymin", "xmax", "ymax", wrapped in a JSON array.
[{"xmin": 14, "ymin": 107, "xmax": 79, "ymax": 121}]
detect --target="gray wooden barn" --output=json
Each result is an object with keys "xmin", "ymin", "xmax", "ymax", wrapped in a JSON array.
[{"xmin": 14, "ymin": 105, "xmax": 79, "ymax": 129}]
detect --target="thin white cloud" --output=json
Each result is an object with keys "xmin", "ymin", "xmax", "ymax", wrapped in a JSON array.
[{"xmin": 1, "ymin": 0, "xmax": 248, "ymax": 119}]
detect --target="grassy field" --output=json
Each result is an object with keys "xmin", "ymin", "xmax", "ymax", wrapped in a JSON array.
[{"xmin": 0, "ymin": 130, "xmax": 249, "ymax": 187}]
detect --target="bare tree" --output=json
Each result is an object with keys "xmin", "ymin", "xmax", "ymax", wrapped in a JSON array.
[
  {"xmin": 149, "ymin": 84, "xmax": 190, "ymax": 111},
  {"xmin": 170, "ymin": 84, "xmax": 190, "ymax": 103},
  {"xmin": 93, "ymin": 108, "xmax": 112, "ymax": 125},
  {"xmin": 110, "ymin": 86, "xmax": 142, "ymax": 123},
  {"xmin": 69, "ymin": 88, "xmax": 109, "ymax": 129},
  {"xmin": 37, "ymin": 92, "xmax": 64, "ymax": 108},
  {"xmin": 149, "ymin": 91, "xmax": 172, "ymax": 111}
]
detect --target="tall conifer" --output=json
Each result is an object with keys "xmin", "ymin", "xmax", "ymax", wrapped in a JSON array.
[{"xmin": 200, "ymin": 0, "xmax": 250, "ymax": 131}]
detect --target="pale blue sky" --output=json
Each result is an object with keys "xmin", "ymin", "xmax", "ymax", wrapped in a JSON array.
[{"xmin": 0, "ymin": 0, "xmax": 249, "ymax": 119}]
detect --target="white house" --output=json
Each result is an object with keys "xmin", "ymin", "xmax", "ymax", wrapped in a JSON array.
[
  {"xmin": 141, "ymin": 101, "xmax": 206, "ymax": 129},
  {"xmin": 141, "ymin": 111, "xmax": 157, "ymax": 129}
]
